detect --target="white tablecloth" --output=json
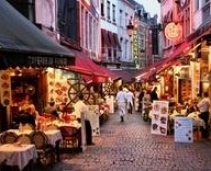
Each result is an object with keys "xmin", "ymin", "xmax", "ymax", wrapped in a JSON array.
[
  {"xmin": 51, "ymin": 120, "xmax": 81, "ymax": 129},
  {"xmin": 6, "ymin": 129, "xmax": 33, "ymax": 135},
  {"xmin": 187, "ymin": 112, "xmax": 206, "ymax": 128},
  {"xmin": 0, "ymin": 144, "xmax": 37, "ymax": 170},
  {"xmin": 44, "ymin": 130, "xmax": 62, "ymax": 146}
]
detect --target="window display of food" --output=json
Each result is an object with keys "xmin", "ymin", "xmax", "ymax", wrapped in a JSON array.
[{"xmin": 0, "ymin": 71, "xmax": 11, "ymax": 106}]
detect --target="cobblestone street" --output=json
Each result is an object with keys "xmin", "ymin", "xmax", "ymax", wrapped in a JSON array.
[{"xmin": 40, "ymin": 113, "xmax": 211, "ymax": 171}]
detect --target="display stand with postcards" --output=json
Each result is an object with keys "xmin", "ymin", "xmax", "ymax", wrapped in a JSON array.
[
  {"xmin": 151, "ymin": 100, "xmax": 169, "ymax": 136},
  {"xmin": 174, "ymin": 117, "xmax": 193, "ymax": 143}
]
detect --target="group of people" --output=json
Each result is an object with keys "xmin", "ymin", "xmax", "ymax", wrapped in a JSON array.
[
  {"xmin": 115, "ymin": 86, "xmax": 135, "ymax": 122},
  {"xmin": 15, "ymin": 93, "xmax": 94, "ymax": 146}
]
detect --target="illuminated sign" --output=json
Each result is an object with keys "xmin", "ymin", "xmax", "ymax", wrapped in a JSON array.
[
  {"xmin": 133, "ymin": 30, "xmax": 139, "ymax": 68},
  {"xmin": 164, "ymin": 22, "xmax": 182, "ymax": 41}
]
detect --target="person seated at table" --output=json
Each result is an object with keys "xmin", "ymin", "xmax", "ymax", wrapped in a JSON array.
[
  {"xmin": 73, "ymin": 93, "xmax": 94, "ymax": 146},
  {"xmin": 187, "ymin": 99, "xmax": 198, "ymax": 114},
  {"xmin": 17, "ymin": 105, "xmax": 36, "ymax": 128},
  {"xmin": 43, "ymin": 100, "xmax": 59, "ymax": 119}
]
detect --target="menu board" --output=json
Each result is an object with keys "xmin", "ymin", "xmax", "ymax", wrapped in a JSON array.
[
  {"xmin": 174, "ymin": 117, "xmax": 193, "ymax": 143},
  {"xmin": 151, "ymin": 100, "xmax": 169, "ymax": 136},
  {"xmin": 88, "ymin": 105, "xmax": 100, "ymax": 136},
  {"xmin": 47, "ymin": 71, "xmax": 69, "ymax": 104},
  {"xmin": 0, "ymin": 71, "xmax": 11, "ymax": 106}
]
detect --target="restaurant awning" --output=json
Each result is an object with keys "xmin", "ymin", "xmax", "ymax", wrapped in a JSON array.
[
  {"xmin": 62, "ymin": 48, "xmax": 120, "ymax": 82},
  {"xmin": 0, "ymin": 0, "xmax": 75, "ymax": 69},
  {"xmin": 135, "ymin": 27, "xmax": 211, "ymax": 81}
]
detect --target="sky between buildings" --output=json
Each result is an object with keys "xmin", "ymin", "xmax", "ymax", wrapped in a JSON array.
[{"xmin": 135, "ymin": 0, "xmax": 161, "ymax": 22}]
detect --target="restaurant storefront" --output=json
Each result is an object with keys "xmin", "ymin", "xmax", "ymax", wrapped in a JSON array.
[{"xmin": 0, "ymin": 0, "xmax": 75, "ymax": 131}]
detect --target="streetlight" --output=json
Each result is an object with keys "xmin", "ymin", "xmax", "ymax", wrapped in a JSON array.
[{"xmin": 126, "ymin": 20, "xmax": 135, "ymax": 37}]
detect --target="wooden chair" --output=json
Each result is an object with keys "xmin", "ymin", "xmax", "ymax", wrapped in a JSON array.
[
  {"xmin": 59, "ymin": 126, "xmax": 78, "ymax": 151},
  {"xmin": 30, "ymin": 131, "xmax": 55, "ymax": 166},
  {"xmin": 15, "ymin": 134, "xmax": 32, "ymax": 144},
  {"xmin": 1, "ymin": 132, "xmax": 18, "ymax": 144}
]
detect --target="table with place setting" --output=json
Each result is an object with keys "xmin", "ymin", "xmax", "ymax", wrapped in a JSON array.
[{"xmin": 0, "ymin": 143, "xmax": 37, "ymax": 171}]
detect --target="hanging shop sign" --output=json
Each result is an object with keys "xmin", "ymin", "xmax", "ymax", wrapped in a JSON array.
[{"xmin": 164, "ymin": 22, "xmax": 182, "ymax": 41}]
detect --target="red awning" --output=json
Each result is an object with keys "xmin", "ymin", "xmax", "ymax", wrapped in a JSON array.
[
  {"xmin": 135, "ymin": 27, "xmax": 211, "ymax": 81},
  {"xmin": 62, "ymin": 48, "xmax": 120, "ymax": 82}
]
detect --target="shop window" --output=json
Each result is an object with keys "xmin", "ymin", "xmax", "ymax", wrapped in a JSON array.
[
  {"xmin": 57, "ymin": 0, "xmax": 78, "ymax": 42},
  {"xmin": 7, "ymin": 0, "xmax": 35, "ymax": 22},
  {"xmin": 101, "ymin": 0, "xmax": 105, "ymax": 16}
]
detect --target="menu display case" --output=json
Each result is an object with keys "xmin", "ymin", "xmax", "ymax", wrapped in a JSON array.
[{"xmin": 11, "ymin": 76, "xmax": 38, "ymax": 106}]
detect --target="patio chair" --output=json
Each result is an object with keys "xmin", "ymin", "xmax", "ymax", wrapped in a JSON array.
[
  {"xmin": 1, "ymin": 132, "xmax": 18, "ymax": 144},
  {"xmin": 15, "ymin": 134, "xmax": 32, "ymax": 144},
  {"xmin": 30, "ymin": 131, "xmax": 55, "ymax": 166},
  {"xmin": 59, "ymin": 126, "xmax": 78, "ymax": 152}
]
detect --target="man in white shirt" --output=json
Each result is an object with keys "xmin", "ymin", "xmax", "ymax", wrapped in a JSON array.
[
  {"xmin": 116, "ymin": 86, "xmax": 127, "ymax": 122},
  {"xmin": 73, "ymin": 93, "xmax": 94, "ymax": 145},
  {"xmin": 126, "ymin": 89, "xmax": 134, "ymax": 114},
  {"xmin": 197, "ymin": 92, "xmax": 210, "ymax": 139}
]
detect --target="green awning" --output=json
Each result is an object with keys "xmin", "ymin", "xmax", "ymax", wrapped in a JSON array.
[{"xmin": 0, "ymin": 0, "xmax": 75, "ymax": 68}]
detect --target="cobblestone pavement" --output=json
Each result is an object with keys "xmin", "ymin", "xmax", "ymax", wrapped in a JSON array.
[{"xmin": 37, "ymin": 113, "xmax": 211, "ymax": 171}]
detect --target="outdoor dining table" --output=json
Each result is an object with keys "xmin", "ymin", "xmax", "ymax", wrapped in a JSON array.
[
  {"xmin": 0, "ymin": 143, "xmax": 37, "ymax": 171},
  {"xmin": 50, "ymin": 120, "xmax": 81, "ymax": 129},
  {"xmin": 7, "ymin": 129, "xmax": 62, "ymax": 147}
]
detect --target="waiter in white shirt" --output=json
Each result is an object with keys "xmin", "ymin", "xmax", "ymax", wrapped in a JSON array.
[
  {"xmin": 197, "ymin": 92, "xmax": 210, "ymax": 139},
  {"xmin": 74, "ymin": 93, "xmax": 94, "ymax": 146},
  {"xmin": 116, "ymin": 86, "xmax": 127, "ymax": 122}
]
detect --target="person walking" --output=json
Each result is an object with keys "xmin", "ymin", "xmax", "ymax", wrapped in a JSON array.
[
  {"xmin": 126, "ymin": 88, "xmax": 134, "ymax": 114},
  {"xmin": 138, "ymin": 89, "xmax": 145, "ymax": 113},
  {"xmin": 116, "ymin": 86, "xmax": 127, "ymax": 122},
  {"xmin": 197, "ymin": 92, "xmax": 211, "ymax": 139}
]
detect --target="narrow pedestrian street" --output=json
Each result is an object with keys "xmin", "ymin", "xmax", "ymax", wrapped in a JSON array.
[{"xmin": 40, "ymin": 113, "xmax": 211, "ymax": 171}]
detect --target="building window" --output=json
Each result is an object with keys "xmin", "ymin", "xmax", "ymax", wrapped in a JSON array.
[
  {"xmin": 7, "ymin": 0, "xmax": 35, "ymax": 22},
  {"xmin": 107, "ymin": 1, "xmax": 111, "ymax": 21},
  {"xmin": 119, "ymin": 9, "xmax": 123, "ymax": 27},
  {"xmin": 101, "ymin": 0, "xmax": 104, "ymax": 16},
  {"xmin": 125, "ymin": 13, "xmax": 128, "ymax": 29},
  {"xmin": 112, "ymin": 4, "xmax": 116, "ymax": 23},
  {"xmin": 58, "ymin": 0, "xmax": 78, "ymax": 42}
]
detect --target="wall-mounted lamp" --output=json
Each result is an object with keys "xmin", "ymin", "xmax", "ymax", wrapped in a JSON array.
[{"xmin": 126, "ymin": 20, "xmax": 135, "ymax": 37}]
